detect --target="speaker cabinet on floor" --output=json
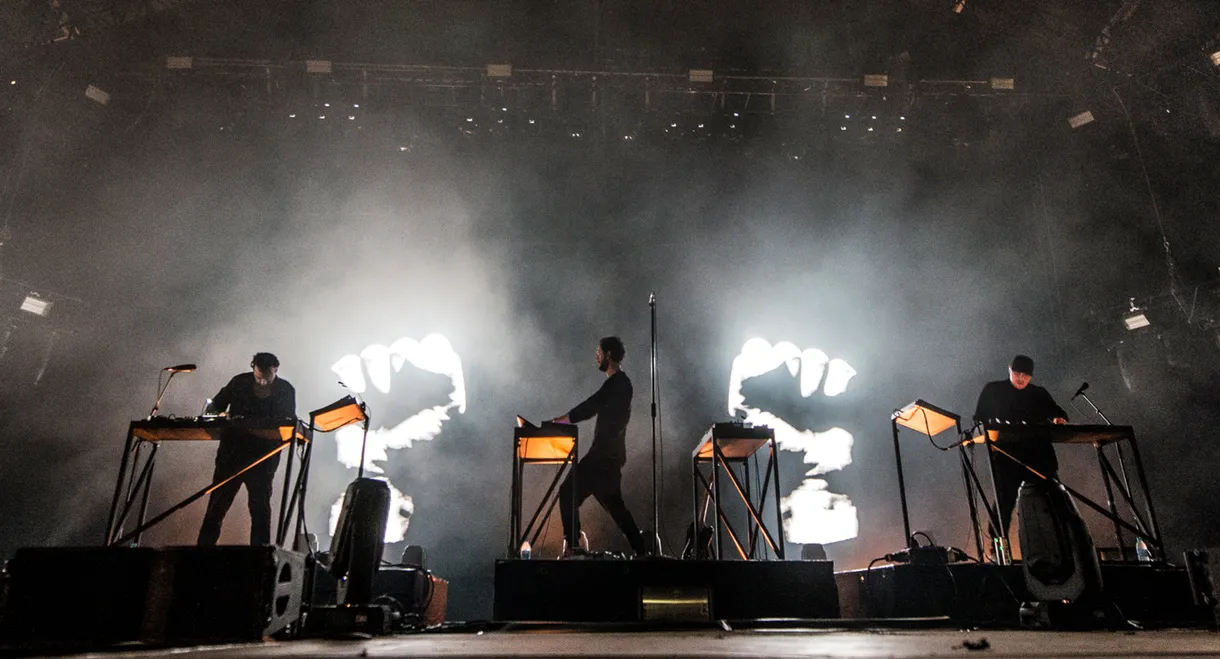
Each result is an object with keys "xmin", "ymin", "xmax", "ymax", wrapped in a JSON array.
[{"xmin": 0, "ymin": 545, "xmax": 305, "ymax": 650}]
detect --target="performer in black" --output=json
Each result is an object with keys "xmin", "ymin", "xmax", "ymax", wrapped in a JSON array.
[
  {"xmin": 197, "ymin": 352, "xmax": 296, "ymax": 546},
  {"xmin": 973, "ymin": 354, "xmax": 1067, "ymax": 540},
  {"xmin": 551, "ymin": 336, "xmax": 649, "ymax": 557}
]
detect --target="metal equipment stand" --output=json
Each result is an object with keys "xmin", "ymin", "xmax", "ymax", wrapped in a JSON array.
[
  {"xmin": 968, "ymin": 422, "xmax": 1163, "ymax": 559},
  {"xmin": 508, "ymin": 422, "xmax": 578, "ymax": 556},
  {"xmin": 104, "ymin": 417, "xmax": 310, "ymax": 548},
  {"xmin": 891, "ymin": 399, "xmax": 997, "ymax": 559},
  {"xmin": 691, "ymin": 423, "xmax": 784, "ymax": 560}
]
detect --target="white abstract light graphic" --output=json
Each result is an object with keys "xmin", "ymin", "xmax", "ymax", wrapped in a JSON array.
[
  {"xmin": 329, "ymin": 333, "xmax": 466, "ymax": 542},
  {"xmin": 728, "ymin": 338, "xmax": 859, "ymax": 545}
]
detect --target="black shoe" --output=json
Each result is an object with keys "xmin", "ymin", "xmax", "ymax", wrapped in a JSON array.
[
  {"xmin": 560, "ymin": 546, "xmax": 590, "ymax": 560},
  {"xmin": 632, "ymin": 530, "xmax": 657, "ymax": 557}
]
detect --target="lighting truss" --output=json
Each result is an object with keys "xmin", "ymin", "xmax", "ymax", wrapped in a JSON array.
[{"xmin": 135, "ymin": 58, "xmax": 1043, "ymax": 116}]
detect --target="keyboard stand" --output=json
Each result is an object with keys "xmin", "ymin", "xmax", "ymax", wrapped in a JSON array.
[
  {"xmin": 970, "ymin": 423, "xmax": 1162, "ymax": 558},
  {"xmin": 509, "ymin": 424, "xmax": 578, "ymax": 557},
  {"xmin": 104, "ymin": 417, "xmax": 310, "ymax": 547},
  {"xmin": 691, "ymin": 423, "xmax": 785, "ymax": 560}
]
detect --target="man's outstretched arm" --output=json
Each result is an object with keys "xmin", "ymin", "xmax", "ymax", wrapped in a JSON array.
[
  {"xmin": 1042, "ymin": 387, "xmax": 1068, "ymax": 424},
  {"xmin": 553, "ymin": 379, "xmax": 613, "ymax": 424},
  {"xmin": 205, "ymin": 376, "xmax": 240, "ymax": 415}
]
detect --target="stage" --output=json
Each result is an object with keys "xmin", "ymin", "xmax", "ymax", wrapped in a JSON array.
[{"xmin": 12, "ymin": 627, "xmax": 1220, "ymax": 659}]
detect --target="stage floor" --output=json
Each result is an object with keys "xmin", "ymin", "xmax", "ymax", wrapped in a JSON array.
[{"xmin": 31, "ymin": 628, "xmax": 1220, "ymax": 659}]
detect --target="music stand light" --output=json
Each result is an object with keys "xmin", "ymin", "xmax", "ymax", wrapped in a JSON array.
[
  {"xmin": 890, "ymin": 399, "xmax": 962, "ymax": 550},
  {"xmin": 893, "ymin": 399, "xmax": 960, "ymax": 438},
  {"xmin": 311, "ymin": 395, "xmax": 366, "ymax": 432}
]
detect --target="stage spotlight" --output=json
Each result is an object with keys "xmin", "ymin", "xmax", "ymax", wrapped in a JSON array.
[
  {"xmin": 19, "ymin": 295, "xmax": 50, "ymax": 317},
  {"xmin": 689, "ymin": 69, "xmax": 714, "ymax": 83},
  {"xmin": 305, "ymin": 60, "xmax": 332, "ymax": 74},
  {"xmin": 1210, "ymin": 51, "xmax": 1220, "ymax": 67},
  {"xmin": 952, "ymin": 0, "xmax": 966, "ymax": 12},
  {"xmin": 1069, "ymin": 110, "xmax": 1095, "ymax": 129},
  {"xmin": 84, "ymin": 84, "xmax": 110, "ymax": 106},
  {"xmin": 1124, "ymin": 313, "xmax": 1150, "ymax": 330},
  {"xmin": 1124, "ymin": 299, "xmax": 1150, "ymax": 330}
]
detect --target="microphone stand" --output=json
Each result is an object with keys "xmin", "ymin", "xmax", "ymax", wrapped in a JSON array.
[
  {"xmin": 1076, "ymin": 390, "xmax": 1132, "ymax": 488},
  {"xmin": 649, "ymin": 292, "xmax": 662, "ymax": 555},
  {"xmin": 1076, "ymin": 389, "xmax": 1112, "ymax": 426},
  {"xmin": 148, "ymin": 370, "xmax": 181, "ymax": 418}
]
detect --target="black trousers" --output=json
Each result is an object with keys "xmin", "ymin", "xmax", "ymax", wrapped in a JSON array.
[
  {"xmin": 197, "ymin": 439, "xmax": 282, "ymax": 546},
  {"xmin": 990, "ymin": 446, "xmax": 1058, "ymax": 539},
  {"xmin": 559, "ymin": 455, "xmax": 647, "ymax": 554}
]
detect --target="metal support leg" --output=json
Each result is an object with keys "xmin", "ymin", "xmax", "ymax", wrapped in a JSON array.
[
  {"xmin": 691, "ymin": 457, "xmax": 699, "ymax": 558},
  {"xmin": 959, "ymin": 447, "xmax": 985, "ymax": 561},
  {"xmin": 891, "ymin": 419, "xmax": 914, "ymax": 550},
  {"xmin": 276, "ymin": 434, "xmax": 296, "ymax": 547},
  {"xmin": 983, "ymin": 435, "xmax": 1010, "ymax": 552},
  {"xmin": 1097, "ymin": 444, "xmax": 1127, "ymax": 553},
  {"xmin": 509, "ymin": 441, "xmax": 520, "ymax": 556},
  {"xmin": 112, "ymin": 443, "xmax": 157, "ymax": 545},
  {"xmin": 770, "ymin": 437, "xmax": 785, "ymax": 559},
  {"xmin": 292, "ymin": 434, "xmax": 315, "ymax": 551},
  {"xmin": 712, "ymin": 440, "xmax": 722, "ymax": 559},
  {"xmin": 105, "ymin": 431, "xmax": 137, "ymax": 545},
  {"xmin": 1126, "ymin": 435, "xmax": 1164, "ymax": 553},
  {"xmin": 744, "ymin": 458, "xmax": 755, "ymax": 558},
  {"xmin": 133, "ymin": 443, "xmax": 159, "ymax": 546}
]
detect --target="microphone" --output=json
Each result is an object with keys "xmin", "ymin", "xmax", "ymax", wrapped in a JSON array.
[
  {"xmin": 163, "ymin": 363, "xmax": 197, "ymax": 373},
  {"xmin": 1071, "ymin": 382, "xmax": 1089, "ymax": 401},
  {"xmin": 649, "ymin": 291, "xmax": 656, "ymax": 307}
]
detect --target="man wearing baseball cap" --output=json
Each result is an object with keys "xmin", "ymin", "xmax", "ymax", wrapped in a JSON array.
[{"xmin": 973, "ymin": 354, "xmax": 1068, "ymax": 545}]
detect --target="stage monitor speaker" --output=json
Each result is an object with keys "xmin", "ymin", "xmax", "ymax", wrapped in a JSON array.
[
  {"xmin": 1017, "ymin": 481, "xmax": 1103, "ymax": 602},
  {"xmin": 0, "ymin": 547, "xmax": 158, "ymax": 648},
  {"xmin": 330, "ymin": 478, "xmax": 390, "ymax": 605},
  {"xmin": 0, "ymin": 546, "xmax": 305, "ymax": 650},
  {"xmin": 146, "ymin": 545, "xmax": 305, "ymax": 643},
  {"xmin": 1184, "ymin": 548, "xmax": 1220, "ymax": 626}
]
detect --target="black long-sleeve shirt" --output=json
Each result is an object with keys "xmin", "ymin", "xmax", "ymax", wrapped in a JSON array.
[
  {"xmin": 206, "ymin": 372, "xmax": 296, "ymax": 419},
  {"xmin": 974, "ymin": 379, "xmax": 1067, "ymax": 475},
  {"xmin": 567, "ymin": 370, "xmax": 632, "ymax": 466},
  {"xmin": 206, "ymin": 372, "xmax": 297, "ymax": 455}
]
